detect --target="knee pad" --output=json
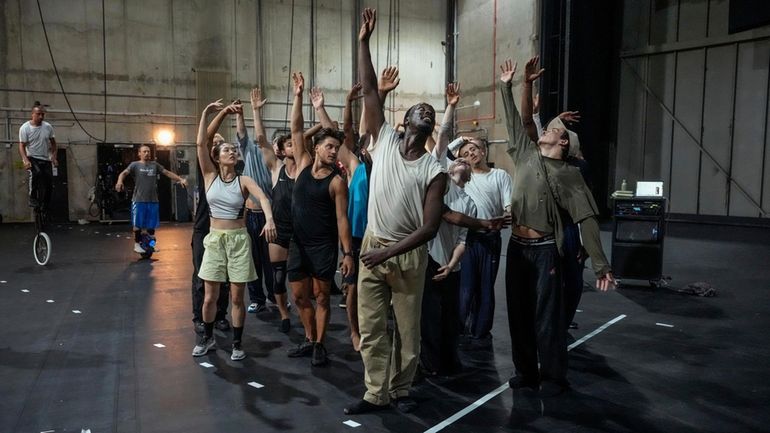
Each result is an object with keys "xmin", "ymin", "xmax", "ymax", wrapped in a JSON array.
[{"xmin": 272, "ymin": 261, "xmax": 287, "ymax": 294}]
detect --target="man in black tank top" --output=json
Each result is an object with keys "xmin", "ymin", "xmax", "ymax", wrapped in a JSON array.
[{"xmin": 285, "ymin": 73, "xmax": 355, "ymax": 367}]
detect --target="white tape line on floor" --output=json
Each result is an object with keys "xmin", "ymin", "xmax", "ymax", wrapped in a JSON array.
[
  {"xmin": 424, "ymin": 314, "xmax": 627, "ymax": 433},
  {"xmin": 248, "ymin": 382, "xmax": 264, "ymax": 389},
  {"xmin": 343, "ymin": 420, "xmax": 361, "ymax": 428}
]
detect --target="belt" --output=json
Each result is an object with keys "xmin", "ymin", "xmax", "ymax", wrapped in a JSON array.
[
  {"xmin": 510, "ymin": 233, "xmax": 555, "ymax": 246},
  {"xmin": 246, "ymin": 208, "xmax": 264, "ymax": 213}
]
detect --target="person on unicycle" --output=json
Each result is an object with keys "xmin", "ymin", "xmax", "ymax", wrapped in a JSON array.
[
  {"xmin": 18, "ymin": 102, "xmax": 57, "ymax": 217},
  {"xmin": 115, "ymin": 144, "xmax": 188, "ymax": 255}
]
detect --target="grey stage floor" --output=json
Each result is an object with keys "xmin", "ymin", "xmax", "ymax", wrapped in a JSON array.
[{"xmin": 1, "ymin": 221, "xmax": 769, "ymax": 432}]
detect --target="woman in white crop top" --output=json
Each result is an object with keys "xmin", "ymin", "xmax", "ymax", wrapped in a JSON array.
[{"xmin": 192, "ymin": 99, "xmax": 277, "ymax": 361}]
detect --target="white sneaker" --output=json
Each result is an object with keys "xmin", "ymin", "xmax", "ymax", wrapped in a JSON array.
[
  {"xmin": 231, "ymin": 344, "xmax": 246, "ymax": 361},
  {"xmin": 134, "ymin": 243, "xmax": 146, "ymax": 254},
  {"xmin": 192, "ymin": 335, "xmax": 216, "ymax": 357}
]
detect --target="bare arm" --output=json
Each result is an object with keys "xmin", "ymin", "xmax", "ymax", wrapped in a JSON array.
[
  {"xmin": 442, "ymin": 208, "xmax": 510, "ymax": 231},
  {"xmin": 434, "ymin": 82, "xmax": 460, "ymax": 159},
  {"xmin": 290, "ymin": 72, "xmax": 312, "ymax": 170},
  {"xmin": 358, "ymin": 8, "xmax": 385, "ymax": 142},
  {"xmin": 331, "ymin": 176, "xmax": 355, "ymax": 277},
  {"xmin": 18, "ymin": 142, "xmax": 30, "ymax": 169},
  {"xmin": 433, "ymin": 243, "xmax": 466, "ymax": 281},
  {"xmin": 197, "ymin": 99, "xmax": 227, "ymax": 178},
  {"xmin": 343, "ymin": 83, "xmax": 362, "ymax": 150},
  {"xmin": 361, "ymin": 174, "xmax": 448, "ymax": 269},
  {"xmin": 522, "ymin": 56, "xmax": 545, "ymax": 143},
  {"xmin": 241, "ymin": 175, "xmax": 277, "ymax": 243},
  {"xmin": 161, "ymin": 168, "xmax": 188, "ymax": 188},
  {"xmin": 115, "ymin": 167, "xmax": 131, "ymax": 192},
  {"xmin": 309, "ymin": 87, "xmax": 335, "ymax": 129}
]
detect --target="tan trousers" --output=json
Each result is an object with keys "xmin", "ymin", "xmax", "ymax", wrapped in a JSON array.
[{"xmin": 357, "ymin": 230, "xmax": 427, "ymax": 405}]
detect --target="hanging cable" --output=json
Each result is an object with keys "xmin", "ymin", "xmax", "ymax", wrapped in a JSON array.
[
  {"xmin": 36, "ymin": 0, "xmax": 103, "ymax": 142},
  {"xmin": 102, "ymin": 0, "xmax": 107, "ymax": 141},
  {"xmin": 283, "ymin": 0, "xmax": 296, "ymax": 131}
]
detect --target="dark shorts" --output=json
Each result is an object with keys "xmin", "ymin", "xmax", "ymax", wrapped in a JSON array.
[
  {"xmin": 342, "ymin": 237, "xmax": 363, "ymax": 285},
  {"xmin": 287, "ymin": 240, "xmax": 338, "ymax": 282},
  {"xmin": 271, "ymin": 219, "xmax": 293, "ymax": 249}
]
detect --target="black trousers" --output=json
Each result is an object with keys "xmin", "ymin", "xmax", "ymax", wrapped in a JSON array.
[
  {"xmin": 191, "ymin": 230, "xmax": 230, "ymax": 323},
  {"xmin": 505, "ymin": 240, "xmax": 567, "ymax": 383},
  {"xmin": 28, "ymin": 157, "xmax": 53, "ymax": 211},
  {"xmin": 420, "ymin": 256, "xmax": 462, "ymax": 375},
  {"xmin": 245, "ymin": 210, "xmax": 275, "ymax": 304}
]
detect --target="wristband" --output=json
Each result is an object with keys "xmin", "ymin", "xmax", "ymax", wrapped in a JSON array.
[{"xmin": 343, "ymin": 251, "xmax": 354, "ymax": 257}]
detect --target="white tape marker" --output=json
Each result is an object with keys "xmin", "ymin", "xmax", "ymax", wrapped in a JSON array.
[
  {"xmin": 46, "ymin": 300, "xmax": 55, "ymax": 303},
  {"xmin": 247, "ymin": 382, "xmax": 264, "ymax": 389},
  {"xmin": 199, "ymin": 362, "xmax": 214, "ymax": 368},
  {"xmin": 0, "ymin": 280, "xmax": 7, "ymax": 283},
  {"xmin": 343, "ymin": 420, "xmax": 361, "ymax": 428},
  {"xmin": 72, "ymin": 310, "xmax": 82, "ymax": 314},
  {"xmin": 655, "ymin": 322, "xmax": 674, "ymax": 328},
  {"xmin": 153, "ymin": 343, "xmax": 166, "ymax": 348},
  {"xmin": 21, "ymin": 289, "xmax": 30, "ymax": 293}
]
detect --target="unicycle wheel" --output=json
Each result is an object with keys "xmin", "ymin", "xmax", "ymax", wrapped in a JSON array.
[{"xmin": 33, "ymin": 232, "xmax": 52, "ymax": 266}]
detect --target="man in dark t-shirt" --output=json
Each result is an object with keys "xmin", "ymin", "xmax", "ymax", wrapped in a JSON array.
[{"xmin": 115, "ymin": 144, "xmax": 187, "ymax": 254}]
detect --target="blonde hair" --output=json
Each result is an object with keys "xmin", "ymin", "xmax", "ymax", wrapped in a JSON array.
[{"xmin": 448, "ymin": 157, "xmax": 472, "ymax": 183}]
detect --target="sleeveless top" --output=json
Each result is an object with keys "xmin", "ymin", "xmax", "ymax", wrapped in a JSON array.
[
  {"xmin": 207, "ymin": 175, "xmax": 245, "ymax": 220},
  {"xmin": 291, "ymin": 166, "xmax": 338, "ymax": 246},
  {"xmin": 272, "ymin": 165, "xmax": 295, "ymax": 228},
  {"xmin": 347, "ymin": 163, "xmax": 369, "ymax": 239}
]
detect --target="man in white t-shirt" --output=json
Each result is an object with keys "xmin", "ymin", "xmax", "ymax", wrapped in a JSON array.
[
  {"xmin": 18, "ymin": 102, "xmax": 57, "ymax": 213},
  {"xmin": 344, "ymin": 8, "xmax": 447, "ymax": 415},
  {"xmin": 451, "ymin": 137, "xmax": 512, "ymax": 347}
]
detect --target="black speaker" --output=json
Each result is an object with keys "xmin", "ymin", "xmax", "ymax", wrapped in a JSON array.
[{"xmin": 611, "ymin": 198, "xmax": 666, "ymax": 281}]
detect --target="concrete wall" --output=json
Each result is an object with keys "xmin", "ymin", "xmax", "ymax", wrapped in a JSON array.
[
  {"xmin": 0, "ymin": 0, "xmax": 447, "ymax": 222},
  {"xmin": 616, "ymin": 0, "xmax": 770, "ymax": 218},
  {"xmin": 455, "ymin": 0, "xmax": 539, "ymax": 176}
]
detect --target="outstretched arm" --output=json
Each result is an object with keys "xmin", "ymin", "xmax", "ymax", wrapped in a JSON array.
[
  {"xmin": 161, "ymin": 168, "xmax": 188, "ymax": 188},
  {"xmin": 343, "ymin": 83, "xmax": 362, "ymax": 151},
  {"xmin": 442, "ymin": 208, "xmax": 510, "ymax": 231},
  {"xmin": 577, "ymin": 216, "xmax": 616, "ymax": 291},
  {"xmin": 197, "ymin": 99, "xmax": 227, "ymax": 177},
  {"xmin": 499, "ymin": 58, "xmax": 534, "ymax": 159},
  {"xmin": 309, "ymin": 87, "xmax": 335, "ymax": 129},
  {"xmin": 433, "ymin": 82, "xmax": 460, "ymax": 161},
  {"xmin": 522, "ymin": 56, "xmax": 545, "ymax": 143},
  {"xmin": 361, "ymin": 174, "xmax": 448, "ymax": 269},
  {"xmin": 358, "ymin": 8, "xmax": 385, "ymax": 142},
  {"xmin": 290, "ymin": 72, "xmax": 311, "ymax": 169},
  {"xmin": 249, "ymin": 87, "xmax": 279, "ymax": 171}
]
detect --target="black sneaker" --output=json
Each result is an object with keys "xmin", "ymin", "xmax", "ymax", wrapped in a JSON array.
[
  {"xmin": 344, "ymin": 399, "xmax": 386, "ymax": 415},
  {"xmin": 393, "ymin": 396, "xmax": 418, "ymax": 413},
  {"xmin": 508, "ymin": 375, "xmax": 540, "ymax": 390},
  {"xmin": 279, "ymin": 318, "xmax": 291, "ymax": 333},
  {"xmin": 287, "ymin": 339, "xmax": 314, "ymax": 357},
  {"xmin": 311, "ymin": 342, "xmax": 329, "ymax": 366},
  {"xmin": 215, "ymin": 319, "xmax": 231, "ymax": 331}
]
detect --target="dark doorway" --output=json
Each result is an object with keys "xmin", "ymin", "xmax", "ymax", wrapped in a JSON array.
[
  {"xmin": 95, "ymin": 143, "xmax": 172, "ymax": 223},
  {"xmin": 49, "ymin": 148, "xmax": 69, "ymax": 223},
  {"xmin": 539, "ymin": 0, "xmax": 622, "ymax": 215}
]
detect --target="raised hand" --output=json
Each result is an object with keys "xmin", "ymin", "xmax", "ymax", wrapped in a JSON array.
[
  {"xmin": 309, "ymin": 87, "xmax": 325, "ymax": 109},
  {"xmin": 250, "ymin": 87, "xmax": 267, "ymax": 109},
  {"xmin": 224, "ymin": 101, "xmax": 243, "ymax": 115},
  {"xmin": 204, "ymin": 99, "xmax": 224, "ymax": 114},
  {"xmin": 558, "ymin": 111, "xmax": 581, "ymax": 124},
  {"xmin": 359, "ymin": 8, "xmax": 376, "ymax": 41},
  {"xmin": 524, "ymin": 56, "xmax": 545, "ymax": 83},
  {"xmin": 446, "ymin": 82, "xmax": 461, "ymax": 106},
  {"xmin": 379, "ymin": 66, "xmax": 400, "ymax": 94},
  {"xmin": 347, "ymin": 82, "xmax": 363, "ymax": 101},
  {"xmin": 292, "ymin": 71, "xmax": 305, "ymax": 96},
  {"xmin": 499, "ymin": 59, "xmax": 517, "ymax": 84}
]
